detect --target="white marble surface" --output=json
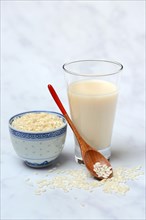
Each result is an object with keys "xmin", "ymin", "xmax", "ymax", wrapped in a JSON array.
[{"xmin": 1, "ymin": 1, "xmax": 145, "ymax": 220}]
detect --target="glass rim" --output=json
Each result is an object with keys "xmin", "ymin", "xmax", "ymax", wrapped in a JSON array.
[{"xmin": 62, "ymin": 59, "xmax": 123, "ymax": 77}]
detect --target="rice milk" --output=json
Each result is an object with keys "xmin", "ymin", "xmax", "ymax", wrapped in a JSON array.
[{"xmin": 68, "ymin": 80, "xmax": 118, "ymax": 150}]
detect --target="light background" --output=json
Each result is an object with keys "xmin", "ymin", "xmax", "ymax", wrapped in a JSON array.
[{"xmin": 1, "ymin": 1, "xmax": 145, "ymax": 220}]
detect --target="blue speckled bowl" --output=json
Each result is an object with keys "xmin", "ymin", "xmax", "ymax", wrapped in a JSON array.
[{"xmin": 9, "ymin": 111, "xmax": 67, "ymax": 168}]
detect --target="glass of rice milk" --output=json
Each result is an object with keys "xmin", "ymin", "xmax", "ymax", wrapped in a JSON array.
[{"xmin": 63, "ymin": 60, "xmax": 123, "ymax": 164}]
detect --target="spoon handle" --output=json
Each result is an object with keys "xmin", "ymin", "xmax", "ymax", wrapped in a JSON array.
[
  {"xmin": 48, "ymin": 84, "xmax": 83, "ymax": 142},
  {"xmin": 48, "ymin": 84, "xmax": 67, "ymax": 115}
]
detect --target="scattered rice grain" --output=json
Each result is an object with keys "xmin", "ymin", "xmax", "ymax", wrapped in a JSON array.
[{"xmin": 26, "ymin": 166, "xmax": 143, "ymax": 196}]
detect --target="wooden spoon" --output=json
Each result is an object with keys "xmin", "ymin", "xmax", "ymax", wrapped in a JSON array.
[{"xmin": 47, "ymin": 84, "xmax": 113, "ymax": 180}]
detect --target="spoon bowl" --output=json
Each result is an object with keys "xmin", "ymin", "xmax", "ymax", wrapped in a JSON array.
[
  {"xmin": 84, "ymin": 149, "xmax": 113, "ymax": 179},
  {"xmin": 47, "ymin": 84, "xmax": 113, "ymax": 180}
]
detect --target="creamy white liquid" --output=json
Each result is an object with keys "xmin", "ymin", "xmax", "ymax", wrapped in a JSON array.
[{"xmin": 68, "ymin": 80, "xmax": 118, "ymax": 150}]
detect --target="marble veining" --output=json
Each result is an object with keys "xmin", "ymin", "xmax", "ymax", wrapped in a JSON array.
[{"xmin": 1, "ymin": 1, "xmax": 145, "ymax": 220}]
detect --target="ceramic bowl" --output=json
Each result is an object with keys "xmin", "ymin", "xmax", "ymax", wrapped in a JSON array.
[{"xmin": 9, "ymin": 111, "xmax": 67, "ymax": 168}]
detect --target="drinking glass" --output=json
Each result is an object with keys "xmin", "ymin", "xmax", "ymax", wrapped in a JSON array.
[{"xmin": 63, "ymin": 60, "xmax": 123, "ymax": 164}]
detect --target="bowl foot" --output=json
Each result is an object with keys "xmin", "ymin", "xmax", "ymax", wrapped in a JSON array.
[{"xmin": 24, "ymin": 159, "xmax": 57, "ymax": 168}]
